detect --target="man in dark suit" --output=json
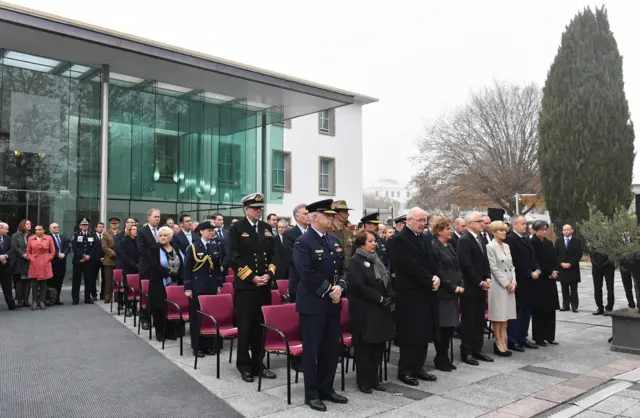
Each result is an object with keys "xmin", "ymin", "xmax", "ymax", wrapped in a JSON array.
[
  {"xmin": 273, "ymin": 219, "xmax": 290, "ymax": 281},
  {"xmin": 283, "ymin": 203, "xmax": 309, "ymax": 303},
  {"xmin": 620, "ymin": 232, "xmax": 638, "ymax": 309},
  {"xmin": 388, "ymin": 214, "xmax": 407, "ymax": 284},
  {"xmin": 48, "ymin": 222, "xmax": 70, "ymax": 305},
  {"xmin": 505, "ymin": 215, "xmax": 540, "ymax": 351},
  {"xmin": 456, "ymin": 212, "xmax": 493, "ymax": 365},
  {"xmin": 228, "ymin": 193, "xmax": 278, "ymax": 383},
  {"xmin": 423, "ymin": 213, "xmax": 440, "ymax": 242},
  {"xmin": 555, "ymin": 224, "xmax": 582, "ymax": 312},
  {"xmin": 0, "ymin": 222, "xmax": 16, "ymax": 310},
  {"xmin": 71, "ymin": 218, "xmax": 101, "ymax": 305},
  {"xmin": 391, "ymin": 207, "xmax": 441, "ymax": 385},
  {"xmin": 293, "ymin": 199, "xmax": 347, "ymax": 411},
  {"xmin": 480, "ymin": 214, "xmax": 492, "ymax": 245},
  {"xmin": 449, "ymin": 217, "xmax": 467, "ymax": 249},
  {"xmin": 171, "ymin": 213, "xmax": 194, "ymax": 255},
  {"xmin": 137, "ymin": 208, "xmax": 161, "ymax": 281},
  {"xmin": 211, "ymin": 212, "xmax": 230, "ymax": 270},
  {"xmin": 266, "ymin": 213, "xmax": 278, "ymax": 236}
]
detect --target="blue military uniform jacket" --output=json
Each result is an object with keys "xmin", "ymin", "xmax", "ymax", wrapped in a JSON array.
[
  {"xmin": 183, "ymin": 239, "xmax": 225, "ymax": 295},
  {"xmin": 293, "ymin": 228, "xmax": 346, "ymax": 314},
  {"xmin": 71, "ymin": 231, "xmax": 100, "ymax": 265},
  {"xmin": 376, "ymin": 236, "xmax": 391, "ymax": 272}
]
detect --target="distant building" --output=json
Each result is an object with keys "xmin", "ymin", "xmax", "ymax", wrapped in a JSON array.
[{"xmin": 363, "ymin": 179, "xmax": 410, "ymax": 222}]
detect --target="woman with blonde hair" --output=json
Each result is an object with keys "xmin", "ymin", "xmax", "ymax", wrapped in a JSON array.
[{"xmin": 486, "ymin": 221, "xmax": 517, "ymax": 356}]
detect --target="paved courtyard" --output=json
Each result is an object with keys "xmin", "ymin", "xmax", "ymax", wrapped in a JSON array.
[{"xmin": 3, "ymin": 268, "xmax": 640, "ymax": 418}]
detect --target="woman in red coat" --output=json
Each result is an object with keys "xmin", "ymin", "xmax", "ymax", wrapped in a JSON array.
[{"xmin": 27, "ymin": 225, "xmax": 55, "ymax": 310}]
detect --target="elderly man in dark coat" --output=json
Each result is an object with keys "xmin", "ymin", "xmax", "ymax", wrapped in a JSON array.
[
  {"xmin": 391, "ymin": 207, "xmax": 441, "ymax": 387},
  {"xmin": 555, "ymin": 224, "xmax": 582, "ymax": 312}
]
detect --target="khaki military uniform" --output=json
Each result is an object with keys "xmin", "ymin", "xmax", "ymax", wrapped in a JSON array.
[{"xmin": 332, "ymin": 224, "xmax": 354, "ymax": 268}]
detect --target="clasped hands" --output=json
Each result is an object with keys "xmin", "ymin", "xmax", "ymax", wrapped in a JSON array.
[
  {"xmin": 480, "ymin": 279, "xmax": 491, "ymax": 290},
  {"xmin": 506, "ymin": 282, "xmax": 517, "ymax": 293},
  {"xmin": 329, "ymin": 285, "xmax": 342, "ymax": 304},
  {"xmin": 432, "ymin": 275, "xmax": 440, "ymax": 291},
  {"xmin": 252, "ymin": 274, "xmax": 270, "ymax": 287}
]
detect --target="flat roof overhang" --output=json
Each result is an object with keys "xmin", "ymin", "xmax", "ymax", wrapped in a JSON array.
[{"xmin": 0, "ymin": 2, "xmax": 377, "ymax": 119}]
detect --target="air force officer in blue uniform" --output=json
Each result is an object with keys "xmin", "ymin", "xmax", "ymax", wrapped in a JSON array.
[
  {"xmin": 183, "ymin": 221, "xmax": 225, "ymax": 357},
  {"xmin": 293, "ymin": 199, "xmax": 348, "ymax": 412}
]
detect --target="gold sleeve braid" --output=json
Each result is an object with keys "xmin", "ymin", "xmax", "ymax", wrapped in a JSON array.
[
  {"xmin": 190, "ymin": 244, "xmax": 213, "ymax": 272},
  {"xmin": 268, "ymin": 264, "xmax": 276, "ymax": 275},
  {"xmin": 238, "ymin": 266, "xmax": 253, "ymax": 280}
]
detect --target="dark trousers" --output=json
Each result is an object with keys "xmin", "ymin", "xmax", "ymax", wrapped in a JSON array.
[
  {"xmin": 0, "ymin": 265, "xmax": 15, "ymax": 309},
  {"xmin": 72, "ymin": 262, "xmax": 95, "ymax": 303},
  {"xmin": 189, "ymin": 292, "xmax": 215, "ymax": 352},
  {"xmin": 103, "ymin": 265, "xmax": 114, "ymax": 302},
  {"xmin": 299, "ymin": 312, "xmax": 341, "ymax": 399},
  {"xmin": 459, "ymin": 290, "xmax": 486, "ymax": 355},
  {"xmin": 592, "ymin": 265, "xmax": 615, "ymax": 310},
  {"xmin": 620, "ymin": 266, "xmax": 637, "ymax": 308},
  {"xmin": 398, "ymin": 344, "xmax": 427, "ymax": 376},
  {"xmin": 560, "ymin": 282, "xmax": 579, "ymax": 309},
  {"xmin": 354, "ymin": 342, "xmax": 384, "ymax": 389},
  {"xmin": 31, "ymin": 280, "xmax": 47, "ymax": 304},
  {"xmin": 532, "ymin": 310, "xmax": 556, "ymax": 343},
  {"xmin": 507, "ymin": 306, "xmax": 532, "ymax": 346},
  {"xmin": 235, "ymin": 289, "xmax": 271, "ymax": 374},
  {"xmin": 153, "ymin": 310, "xmax": 166, "ymax": 339},
  {"xmin": 434, "ymin": 326, "xmax": 454, "ymax": 361},
  {"xmin": 96, "ymin": 263, "xmax": 105, "ymax": 298},
  {"xmin": 50, "ymin": 259, "xmax": 66, "ymax": 301},
  {"xmin": 14, "ymin": 275, "xmax": 31, "ymax": 304}
]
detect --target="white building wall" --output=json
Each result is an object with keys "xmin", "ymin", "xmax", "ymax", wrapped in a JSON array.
[{"xmin": 265, "ymin": 104, "xmax": 364, "ymax": 222}]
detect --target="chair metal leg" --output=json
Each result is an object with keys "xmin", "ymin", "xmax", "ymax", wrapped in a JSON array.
[
  {"xmin": 148, "ymin": 309, "xmax": 153, "ymax": 340},
  {"xmin": 137, "ymin": 310, "xmax": 141, "ymax": 335},
  {"xmin": 267, "ymin": 352, "xmax": 270, "ymax": 369},
  {"xmin": 345, "ymin": 348, "xmax": 349, "ymax": 374},
  {"xmin": 179, "ymin": 322, "xmax": 184, "ymax": 356},
  {"xmin": 286, "ymin": 351, "xmax": 291, "ymax": 404},
  {"xmin": 449, "ymin": 335, "xmax": 454, "ymax": 362},
  {"xmin": 216, "ymin": 340, "xmax": 220, "ymax": 379},
  {"xmin": 352, "ymin": 348, "xmax": 356, "ymax": 371},
  {"xmin": 123, "ymin": 301, "xmax": 128, "ymax": 323},
  {"xmin": 194, "ymin": 331, "xmax": 200, "ymax": 370},
  {"xmin": 110, "ymin": 294, "xmax": 113, "ymax": 313},
  {"xmin": 117, "ymin": 292, "xmax": 121, "ymax": 316},
  {"xmin": 133, "ymin": 298, "xmax": 137, "ymax": 328},
  {"xmin": 341, "ymin": 349, "xmax": 346, "ymax": 391},
  {"xmin": 384, "ymin": 349, "xmax": 388, "ymax": 381},
  {"xmin": 295, "ymin": 364, "xmax": 299, "ymax": 383},
  {"xmin": 162, "ymin": 316, "xmax": 167, "ymax": 350},
  {"xmin": 229, "ymin": 338, "xmax": 234, "ymax": 364}
]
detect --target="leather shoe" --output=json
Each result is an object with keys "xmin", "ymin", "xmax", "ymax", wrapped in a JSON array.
[
  {"xmin": 373, "ymin": 384, "xmax": 386, "ymax": 391},
  {"xmin": 260, "ymin": 369, "xmax": 277, "ymax": 379},
  {"xmin": 398, "ymin": 374, "xmax": 419, "ymax": 386},
  {"xmin": 413, "ymin": 371, "xmax": 437, "ymax": 381},
  {"xmin": 306, "ymin": 398, "xmax": 327, "ymax": 412},
  {"xmin": 472, "ymin": 351, "xmax": 494, "ymax": 362},
  {"xmin": 522, "ymin": 340, "xmax": 538, "ymax": 349},
  {"xmin": 546, "ymin": 340, "xmax": 559, "ymax": 345},
  {"xmin": 240, "ymin": 372, "xmax": 254, "ymax": 382},
  {"xmin": 84, "ymin": 299, "xmax": 94, "ymax": 304},
  {"xmin": 461, "ymin": 354, "xmax": 479, "ymax": 366},
  {"xmin": 593, "ymin": 308, "xmax": 604, "ymax": 315},
  {"xmin": 72, "ymin": 301, "xmax": 79, "ymax": 305},
  {"xmin": 358, "ymin": 385, "xmax": 372, "ymax": 394},
  {"xmin": 320, "ymin": 392, "xmax": 348, "ymax": 404},
  {"xmin": 55, "ymin": 300, "xmax": 64, "ymax": 306},
  {"xmin": 572, "ymin": 308, "xmax": 579, "ymax": 313},
  {"xmin": 536, "ymin": 340, "xmax": 547, "ymax": 347},
  {"xmin": 192, "ymin": 350, "xmax": 205, "ymax": 358},
  {"xmin": 508, "ymin": 343, "xmax": 525, "ymax": 352},
  {"xmin": 559, "ymin": 307, "xmax": 569, "ymax": 311}
]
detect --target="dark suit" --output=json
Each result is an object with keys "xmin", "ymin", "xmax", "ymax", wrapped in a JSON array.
[
  {"xmin": 71, "ymin": 231, "xmax": 101, "ymax": 303},
  {"xmin": 49, "ymin": 233, "xmax": 70, "ymax": 302},
  {"xmin": 283, "ymin": 225, "xmax": 305, "ymax": 302},
  {"xmin": 171, "ymin": 230, "xmax": 194, "ymax": 256},
  {"xmin": 456, "ymin": 231, "xmax": 490, "ymax": 356},
  {"xmin": 137, "ymin": 225, "xmax": 158, "ymax": 281},
  {"xmin": 449, "ymin": 233, "xmax": 461, "ymax": 249},
  {"xmin": 293, "ymin": 229, "xmax": 346, "ymax": 400},
  {"xmin": 392, "ymin": 227, "xmax": 441, "ymax": 376},
  {"xmin": 590, "ymin": 251, "xmax": 615, "ymax": 311},
  {"xmin": 228, "ymin": 218, "xmax": 278, "ymax": 375},
  {"xmin": 555, "ymin": 236, "xmax": 582, "ymax": 310},
  {"xmin": 505, "ymin": 231, "xmax": 538, "ymax": 346},
  {"xmin": 376, "ymin": 237, "xmax": 391, "ymax": 272},
  {"xmin": 619, "ymin": 237, "xmax": 637, "ymax": 308},
  {"xmin": 0, "ymin": 234, "xmax": 15, "ymax": 309},
  {"xmin": 273, "ymin": 233, "xmax": 289, "ymax": 281}
]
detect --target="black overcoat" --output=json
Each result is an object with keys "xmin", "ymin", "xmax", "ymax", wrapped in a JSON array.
[
  {"xmin": 530, "ymin": 236, "xmax": 559, "ymax": 312},
  {"xmin": 148, "ymin": 246, "xmax": 183, "ymax": 311}
]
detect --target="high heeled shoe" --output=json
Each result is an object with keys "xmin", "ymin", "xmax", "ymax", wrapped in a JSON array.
[{"xmin": 493, "ymin": 343, "xmax": 513, "ymax": 357}]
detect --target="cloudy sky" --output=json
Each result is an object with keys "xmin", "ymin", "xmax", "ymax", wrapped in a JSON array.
[{"xmin": 13, "ymin": 0, "xmax": 640, "ymax": 187}]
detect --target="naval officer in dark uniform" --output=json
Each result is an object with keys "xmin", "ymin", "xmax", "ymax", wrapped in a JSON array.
[
  {"xmin": 361, "ymin": 213, "xmax": 391, "ymax": 272},
  {"xmin": 388, "ymin": 214, "xmax": 406, "ymax": 285},
  {"xmin": 71, "ymin": 218, "xmax": 100, "ymax": 305},
  {"xmin": 184, "ymin": 221, "xmax": 225, "ymax": 358},
  {"xmin": 293, "ymin": 199, "xmax": 348, "ymax": 411},
  {"xmin": 228, "ymin": 193, "xmax": 278, "ymax": 382}
]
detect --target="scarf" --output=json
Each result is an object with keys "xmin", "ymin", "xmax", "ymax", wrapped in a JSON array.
[
  {"xmin": 355, "ymin": 247, "xmax": 390, "ymax": 287},
  {"xmin": 159, "ymin": 248, "xmax": 172, "ymax": 287}
]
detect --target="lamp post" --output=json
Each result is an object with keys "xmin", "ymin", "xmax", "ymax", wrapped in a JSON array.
[{"xmin": 514, "ymin": 193, "xmax": 537, "ymax": 215}]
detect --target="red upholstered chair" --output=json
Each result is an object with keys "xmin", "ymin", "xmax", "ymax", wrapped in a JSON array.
[
  {"xmin": 271, "ymin": 290, "xmax": 282, "ymax": 306},
  {"xmin": 258, "ymin": 303, "xmax": 302, "ymax": 405},
  {"xmin": 340, "ymin": 298, "xmax": 354, "ymax": 390},
  {"xmin": 163, "ymin": 285, "xmax": 190, "ymax": 356},
  {"xmin": 111, "ymin": 269, "xmax": 124, "ymax": 314},
  {"xmin": 221, "ymin": 282, "xmax": 235, "ymax": 300},
  {"xmin": 195, "ymin": 294, "xmax": 239, "ymax": 377},
  {"xmin": 138, "ymin": 280, "xmax": 151, "ymax": 339},
  {"xmin": 124, "ymin": 274, "xmax": 141, "ymax": 327},
  {"xmin": 227, "ymin": 268, "xmax": 234, "ymax": 276},
  {"xmin": 276, "ymin": 280, "xmax": 289, "ymax": 303},
  {"xmin": 225, "ymin": 275, "xmax": 234, "ymax": 283}
]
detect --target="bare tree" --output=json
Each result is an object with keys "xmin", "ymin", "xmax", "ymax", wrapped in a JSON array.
[{"xmin": 411, "ymin": 80, "xmax": 542, "ymax": 215}]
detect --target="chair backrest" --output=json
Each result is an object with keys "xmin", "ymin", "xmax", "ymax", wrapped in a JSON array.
[
  {"xmin": 126, "ymin": 274, "xmax": 141, "ymax": 298},
  {"xmin": 262, "ymin": 304, "xmax": 299, "ymax": 346},
  {"xmin": 165, "ymin": 285, "xmax": 189, "ymax": 316},
  {"xmin": 140, "ymin": 280, "xmax": 149, "ymax": 308},
  {"xmin": 271, "ymin": 290, "xmax": 282, "ymax": 305},
  {"xmin": 276, "ymin": 280, "xmax": 289, "ymax": 295},
  {"xmin": 339, "ymin": 298, "xmax": 349, "ymax": 333},
  {"xmin": 199, "ymin": 294, "xmax": 234, "ymax": 329},
  {"xmin": 221, "ymin": 282, "xmax": 235, "ymax": 299},
  {"xmin": 113, "ymin": 269, "xmax": 123, "ymax": 285},
  {"xmin": 227, "ymin": 268, "xmax": 234, "ymax": 276},
  {"xmin": 225, "ymin": 275, "xmax": 234, "ymax": 283}
]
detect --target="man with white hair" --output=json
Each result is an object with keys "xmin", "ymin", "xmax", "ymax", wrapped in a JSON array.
[
  {"xmin": 391, "ymin": 207, "xmax": 441, "ymax": 386},
  {"xmin": 450, "ymin": 218, "xmax": 467, "ymax": 249},
  {"xmin": 0, "ymin": 222, "xmax": 16, "ymax": 310}
]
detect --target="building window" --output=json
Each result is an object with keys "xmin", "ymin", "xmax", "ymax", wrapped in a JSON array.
[
  {"xmin": 78, "ymin": 121, "xmax": 100, "ymax": 176},
  {"xmin": 318, "ymin": 109, "xmax": 335, "ymax": 135},
  {"xmin": 272, "ymin": 150, "xmax": 291, "ymax": 193},
  {"xmin": 219, "ymin": 142, "xmax": 242, "ymax": 187},
  {"xmin": 318, "ymin": 157, "xmax": 335, "ymax": 195},
  {"xmin": 154, "ymin": 133, "xmax": 179, "ymax": 182}
]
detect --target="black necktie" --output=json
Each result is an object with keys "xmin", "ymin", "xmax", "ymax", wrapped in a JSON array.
[
  {"xmin": 206, "ymin": 242, "xmax": 212, "ymax": 253},
  {"xmin": 322, "ymin": 234, "xmax": 330, "ymax": 249}
]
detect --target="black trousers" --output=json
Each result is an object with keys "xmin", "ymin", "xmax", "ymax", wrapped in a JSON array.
[
  {"xmin": 460, "ymin": 290, "xmax": 486, "ymax": 355},
  {"xmin": 189, "ymin": 291, "xmax": 216, "ymax": 352},
  {"xmin": 434, "ymin": 326, "xmax": 454, "ymax": 361},
  {"xmin": 620, "ymin": 266, "xmax": 637, "ymax": 308},
  {"xmin": 560, "ymin": 282, "xmax": 579, "ymax": 309},
  {"xmin": 398, "ymin": 344, "xmax": 427, "ymax": 376},
  {"xmin": 354, "ymin": 342, "xmax": 384, "ymax": 389},
  {"xmin": 235, "ymin": 288, "xmax": 271, "ymax": 374},
  {"xmin": 532, "ymin": 310, "xmax": 556, "ymax": 343},
  {"xmin": 300, "ymin": 311, "xmax": 341, "ymax": 399},
  {"xmin": 96, "ymin": 263, "xmax": 105, "ymax": 298},
  {"xmin": 0, "ymin": 265, "xmax": 15, "ymax": 309},
  {"xmin": 592, "ymin": 265, "xmax": 615, "ymax": 310},
  {"xmin": 49, "ymin": 259, "xmax": 66, "ymax": 301},
  {"xmin": 71, "ymin": 262, "xmax": 95, "ymax": 303},
  {"xmin": 153, "ymin": 309, "xmax": 166, "ymax": 339}
]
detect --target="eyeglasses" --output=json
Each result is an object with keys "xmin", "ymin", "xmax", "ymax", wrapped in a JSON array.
[{"xmin": 408, "ymin": 217, "xmax": 426, "ymax": 223}]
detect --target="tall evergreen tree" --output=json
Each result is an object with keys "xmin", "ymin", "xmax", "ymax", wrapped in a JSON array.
[{"xmin": 539, "ymin": 6, "xmax": 635, "ymax": 226}]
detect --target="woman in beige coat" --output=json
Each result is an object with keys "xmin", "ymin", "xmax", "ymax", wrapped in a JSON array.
[{"xmin": 486, "ymin": 221, "xmax": 517, "ymax": 357}]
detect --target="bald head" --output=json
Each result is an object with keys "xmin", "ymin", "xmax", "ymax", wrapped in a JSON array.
[
  {"xmin": 0, "ymin": 222, "xmax": 8, "ymax": 235},
  {"xmin": 454, "ymin": 217, "xmax": 467, "ymax": 235},
  {"xmin": 406, "ymin": 207, "xmax": 427, "ymax": 234}
]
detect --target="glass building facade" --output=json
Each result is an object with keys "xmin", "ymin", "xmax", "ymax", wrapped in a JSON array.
[{"xmin": 0, "ymin": 51, "xmax": 284, "ymax": 233}]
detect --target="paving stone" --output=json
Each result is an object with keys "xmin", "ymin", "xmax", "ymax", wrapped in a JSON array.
[
  {"xmin": 481, "ymin": 373, "xmax": 557, "ymax": 396},
  {"xmin": 573, "ymin": 411, "xmax": 615, "ymax": 417},
  {"xmin": 497, "ymin": 396, "xmax": 556, "ymax": 417},
  {"xmin": 442, "ymin": 383, "xmax": 523, "ymax": 410},
  {"xmin": 223, "ymin": 391, "xmax": 291, "ymax": 417},
  {"xmin": 619, "ymin": 403, "xmax": 640, "ymax": 417},
  {"xmin": 368, "ymin": 410, "xmax": 422, "ymax": 418},
  {"xmin": 520, "ymin": 365, "xmax": 578, "ymax": 379},
  {"xmin": 260, "ymin": 394, "xmax": 392, "ymax": 417},
  {"xmin": 563, "ymin": 375, "xmax": 608, "ymax": 390},
  {"xmin": 413, "ymin": 374, "xmax": 469, "ymax": 395},
  {"xmin": 400, "ymin": 395, "xmax": 489, "ymax": 417},
  {"xmin": 590, "ymin": 395, "xmax": 639, "ymax": 415},
  {"xmin": 478, "ymin": 413, "xmax": 520, "ymax": 418},
  {"xmin": 534, "ymin": 384, "xmax": 585, "ymax": 403},
  {"xmin": 585, "ymin": 366, "xmax": 631, "ymax": 379}
]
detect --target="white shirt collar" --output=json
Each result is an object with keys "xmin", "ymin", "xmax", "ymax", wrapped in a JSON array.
[
  {"xmin": 247, "ymin": 217, "xmax": 257, "ymax": 228},
  {"xmin": 565, "ymin": 236, "xmax": 572, "ymax": 240},
  {"xmin": 297, "ymin": 224, "xmax": 307, "ymax": 234},
  {"xmin": 469, "ymin": 230, "xmax": 479, "ymax": 239},
  {"xmin": 201, "ymin": 238, "xmax": 210, "ymax": 246},
  {"xmin": 310, "ymin": 226, "xmax": 324, "ymax": 238}
]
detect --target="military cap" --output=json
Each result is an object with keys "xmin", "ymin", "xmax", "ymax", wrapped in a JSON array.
[
  {"xmin": 393, "ymin": 214, "xmax": 407, "ymax": 224},
  {"xmin": 241, "ymin": 193, "xmax": 265, "ymax": 208},
  {"xmin": 109, "ymin": 217, "xmax": 121, "ymax": 223},
  {"xmin": 331, "ymin": 200, "xmax": 353, "ymax": 211},
  {"xmin": 360, "ymin": 212, "xmax": 381, "ymax": 224},
  {"xmin": 306, "ymin": 199, "xmax": 337, "ymax": 215},
  {"xmin": 195, "ymin": 220, "xmax": 215, "ymax": 233},
  {"xmin": 79, "ymin": 217, "xmax": 90, "ymax": 225},
  {"xmin": 133, "ymin": 219, "xmax": 139, "ymax": 224}
]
